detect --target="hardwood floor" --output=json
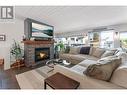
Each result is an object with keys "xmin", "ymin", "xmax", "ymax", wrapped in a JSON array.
[{"xmin": 0, "ymin": 63, "xmax": 45, "ymax": 89}]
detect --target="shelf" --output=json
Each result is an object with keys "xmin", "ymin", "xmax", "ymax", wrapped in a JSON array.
[
  {"xmin": 11, "ymin": 59, "xmax": 25, "ymax": 69},
  {"xmin": 21, "ymin": 40, "xmax": 55, "ymax": 45}
]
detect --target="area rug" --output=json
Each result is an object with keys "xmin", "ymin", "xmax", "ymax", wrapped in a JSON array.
[{"xmin": 16, "ymin": 66, "xmax": 54, "ymax": 89}]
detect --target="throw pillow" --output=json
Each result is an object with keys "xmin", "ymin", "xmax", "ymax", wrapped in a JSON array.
[
  {"xmin": 98, "ymin": 56, "xmax": 117, "ymax": 64},
  {"xmin": 101, "ymin": 50, "xmax": 116, "ymax": 58},
  {"xmin": 109, "ymin": 49, "xmax": 117, "ymax": 53},
  {"xmin": 80, "ymin": 46, "xmax": 90, "ymax": 55},
  {"xmin": 116, "ymin": 51, "xmax": 127, "ymax": 63},
  {"xmin": 89, "ymin": 47, "xmax": 96, "ymax": 55},
  {"xmin": 84, "ymin": 57, "xmax": 122, "ymax": 81},
  {"xmin": 69, "ymin": 47, "xmax": 79, "ymax": 54},
  {"xmin": 92, "ymin": 48, "xmax": 105, "ymax": 58}
]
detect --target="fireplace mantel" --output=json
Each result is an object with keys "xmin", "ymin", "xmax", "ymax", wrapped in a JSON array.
[{"xmin": 21, "ymin": 40, "xmax": 55, "ymax": 45}]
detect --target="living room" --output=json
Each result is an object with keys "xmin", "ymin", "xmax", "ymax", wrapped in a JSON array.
[{"xmin": 0, "ymin": 6, "xmax": 127, "ymax": 90}]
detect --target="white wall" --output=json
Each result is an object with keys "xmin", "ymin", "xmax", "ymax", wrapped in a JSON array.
[{"xmin": 0, "ymin": 18, "xmax": 24, "ymax": 70}]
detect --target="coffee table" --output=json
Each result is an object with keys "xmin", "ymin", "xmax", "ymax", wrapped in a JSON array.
[
  {"xmin": 44, "ymin": 72, "xmax": 80, "ymax": 89},
  {"xmin": 46, "ymin": 59, "xmax": 75, "ymax": 73},
  {"xmin": 46, "ymin": 59, "xmax": 75, "ymax": 68}
]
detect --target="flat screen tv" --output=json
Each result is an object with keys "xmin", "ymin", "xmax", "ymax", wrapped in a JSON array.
[{"xmin": 31, "ymin": 22, "xmax": 54, "ymax": 39}]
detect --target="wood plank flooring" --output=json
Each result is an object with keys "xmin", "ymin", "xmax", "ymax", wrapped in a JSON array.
[{"xmin": 0, "ymin": 64, "xmax": 45, "ymax": 89}]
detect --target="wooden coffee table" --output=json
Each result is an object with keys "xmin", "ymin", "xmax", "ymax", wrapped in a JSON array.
[{"xmin": 44, "ymin": 72, "xmax": 80, "ymax": 89}]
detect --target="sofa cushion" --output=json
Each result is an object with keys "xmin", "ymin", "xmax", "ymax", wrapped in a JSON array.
[
  {"xmin": 78, "ymin": 59, "xmax": 97, "ymax": 67},
  {"xmin": 80, "ymin": 46, "xmax": 90, "ymax": 55},
  {"xmin": 69, "ymin": 54, "xmax": 86, "ymax": 61},
  {"xmin": 59, "ymin": 53, "xmax": 86, "ymax": 64},
  {"xmin": 69, "ymin": 47, "xmax": 80, "ymax": 54},
  {"xmin": 84, "ymin": 57, "xmax": 122, "ymax": 81},
  {"xmin": 85, "ymin": 55, "xmax": 99, "ymax": 61},
  {"xmin": 92, "ymin": 48, "xmax": 105, "ymax": 58},
  {"xmin": 71, "ymin": 54, "xmax": 99, "ymax": 61},
  {"xmin": 71, "ymin": 65, "xmax": 87, "ymax": 74},
  {"xmin": 71, "ymin": 54, "xmax": 99, "ymax": 64}
]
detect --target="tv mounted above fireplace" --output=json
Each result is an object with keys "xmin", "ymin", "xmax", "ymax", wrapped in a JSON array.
[
  {"xmin": 24, "ymin": 18, "xmax": 54, "ymax": 40},
  {"xmin": 31, "ymin": 22, "xmax": 53, "ymax": 38}
]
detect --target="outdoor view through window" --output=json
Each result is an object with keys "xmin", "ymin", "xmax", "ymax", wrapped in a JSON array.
[{"xmin": 120, "ymin": 32, "xmax": 127, "ymax": 48}]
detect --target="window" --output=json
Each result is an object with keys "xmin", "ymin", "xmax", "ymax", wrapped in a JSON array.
[
  {"xmin": 100, "ymin": 30, "xmax": 114, "ymax": 48},
  {"xmin": 88, "ymin": 32, "xmax": 100, "ymax": 47},
  {"xmin": 120, "ymin": 32, "xmax": 127, "ymax": 48}
]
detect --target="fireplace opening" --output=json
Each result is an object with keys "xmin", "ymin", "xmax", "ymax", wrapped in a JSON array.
[{"xmin": 35, "ymin": 48, "xmax": 50, "ymax": 62}]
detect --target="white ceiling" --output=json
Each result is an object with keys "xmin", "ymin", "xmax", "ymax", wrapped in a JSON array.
[{"xmin": 15, "ymin": 6, "xmax": 127, "ymax": 33}]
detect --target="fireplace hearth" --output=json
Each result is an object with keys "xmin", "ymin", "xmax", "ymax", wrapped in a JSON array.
[{"xmin": 35, "ymin": 48, "xmax": 50, "ymax": 62}]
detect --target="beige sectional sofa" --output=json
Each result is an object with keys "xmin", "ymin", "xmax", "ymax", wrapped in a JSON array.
[
  {"xmin": 59, "ymin": 47, "xmax": 100, "ymax": 64},
  {"xmin": 54, "ymin": 47, "xmax": 127, "ymax": 89}
]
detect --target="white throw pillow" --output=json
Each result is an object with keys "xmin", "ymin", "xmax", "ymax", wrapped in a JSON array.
[
  {"xmin": 116, "ymin": 52, "xmax": 127, "ymax": 63},
  {"xmin": 101, "ymin": 50, "xmax": 115, "ymax": 58},
  {"xmin": 98, "ymin": 56, "xmax": 119, "ymax": 64}
]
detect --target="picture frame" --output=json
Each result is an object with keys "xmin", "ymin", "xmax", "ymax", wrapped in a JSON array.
[{"xmin": 0, "ymin": 35, "xmax": 6, "ymax": 41}]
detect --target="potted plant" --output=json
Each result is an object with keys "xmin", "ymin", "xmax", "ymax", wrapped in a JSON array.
[
  {"xmin": 10, "ymin": 40, "xmax": 23, "ymax": 61},
  {"xmin": 54, "ymin": 41, "xmax": 65, "ymax": 58}
]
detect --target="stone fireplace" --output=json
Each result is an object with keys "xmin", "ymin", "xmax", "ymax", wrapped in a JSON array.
[{"xmin": 22, "ymin": 40, "xmax": 54, "ymax": 67}]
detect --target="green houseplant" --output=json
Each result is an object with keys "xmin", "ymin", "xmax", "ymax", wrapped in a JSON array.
[
  {"xmin": 55, "ymin": 41, "xmax": 65, "ymax": 52},
  {"xmin": 54, "ymin": 41, "xmax": 65, "ymax": 58},
  {"xmin": 10, "ymin": 40, "xmax": 23, "ymax": 61}
]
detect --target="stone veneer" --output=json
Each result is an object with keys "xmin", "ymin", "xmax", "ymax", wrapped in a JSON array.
[{"xmin": 24, "ymin": 43, "xmax": 54, "ymax": 67}]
